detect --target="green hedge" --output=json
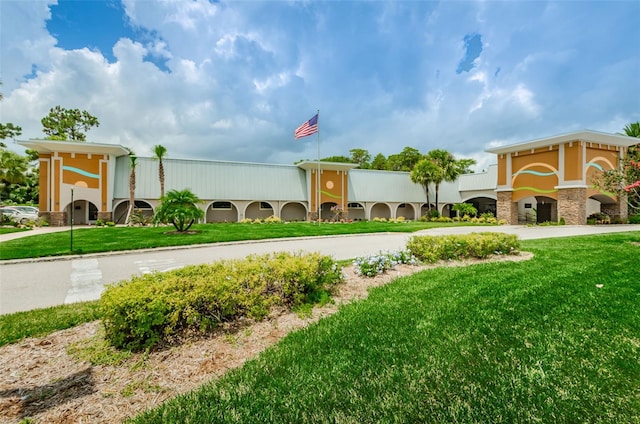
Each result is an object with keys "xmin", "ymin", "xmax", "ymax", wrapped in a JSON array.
[
  {"xmin": 100, "ymin": 252, "xmax": 343, "ymax": 351},
  {"xmin": 406, "ymin": 232, "xmax": 520, "ymax": 263}
]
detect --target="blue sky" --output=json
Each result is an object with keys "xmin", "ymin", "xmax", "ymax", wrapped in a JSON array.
[{"xmin": 1, "ymin": 0, "xmax": 638, "ymax": 171}]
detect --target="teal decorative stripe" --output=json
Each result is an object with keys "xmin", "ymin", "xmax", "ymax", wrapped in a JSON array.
[
  {"xmin": 62, "ymin": 166, "xmax": 100, "ymax": 179},
  {"xmin": 586, "ymin": 162, "xmax": 604, "ymax": 171},
  {"xmin": 512, "ymin": 170, "xmax": 557, "ymax": 177}
]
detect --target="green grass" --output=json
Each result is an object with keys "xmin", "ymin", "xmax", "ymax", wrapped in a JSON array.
[
  {"xmin": 0, "ymin": 226, "xmax": 27, "ymax": 235},
  {"xmin": 129, "ymin": 233, "xmax": 640, "ymax": 423},
  {"xmin": 0, "ymin": 301, "xmax": 101, "ymax": 346},
  {"xmin": 0, "ymin": 221, "xmax": 480, "ymax": 260}
]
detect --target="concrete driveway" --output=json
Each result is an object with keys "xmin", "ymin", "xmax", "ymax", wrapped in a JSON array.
[{"xmin": 1, "ymin": 224, "xmax": 638, "ymax": 315}]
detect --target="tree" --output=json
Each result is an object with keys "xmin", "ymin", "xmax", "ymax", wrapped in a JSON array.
[
  {"xmin": 0, "ymin": 149, "xmax": 28, "ymax": 201},
  {"xmin": 349, "ymin": 148, "xmax": 371, "ymax": 169},
  {"xmin": 452, "ymin": 202, "xmax": 477, "ymax": 218},
  {"xmin": 410, "ymin": 158, "xmax": 439, "ymax": 215},
  {"xmin": 126, "ymin": 152, "xmax": 137, "ymax": 224},
  {"xmin": 321, "ymin": 155, "xmax": 351, "ymax": 163},
  {"xmin": 594, "ymin": 122, "xmax": 640, "ymax": 214},
  {"xmin": 371, "ymin": 153, "xmax": 387, "ymax": 170},
  {"xmin": 41, "ymin": 105, "xmax": 100, "ymax": 141},
  {"xmin": 154, "ymin": 189, "xmax": 204, "ymax": 232},
  {"xmin": 427, "ymin": 149, "xmax": 477, "ymax": 215},
  {"xmin": 153, "ymin": 144, "xmax": 168, "ymax": 199}
]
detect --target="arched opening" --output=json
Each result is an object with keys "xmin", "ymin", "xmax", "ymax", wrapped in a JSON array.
[
  {"xmin": 245, "ymin": 201, "xmax": 275, "ymax": 220},
  {"xmin": 347, "ymin": 202, "xmax": 365, "ymax": 221},
  {"xmin": 320, "ymin": 202, "xmax": 339, "ymax": 221},
  {"xmin": 396, "ymin": 203, "xmax": 415, "ymax": 220},
  {"xmin": 280, "ymin": 202, "xmax": 307, "ymax": 222},
  {"xmin": 65, "ymin": 200, "xmax": 100, "ymax": 225},
  {"xmin": 588, "ymin": 194, "xmax": 617, "ymax": 220},
  {"xmin": 207, "ymin": 201, "xmax": 239, "ymax": 222},
  {"xmin": 370, "ymin": 203, "xmax": 391, "ymax": 220},
  {"xmin": 113, "ymin": 200, "xmax": 154, "ymax": 224},
  {"xmin": 463, "ymin": 196, "xmax": 497, "ymax": 217}
]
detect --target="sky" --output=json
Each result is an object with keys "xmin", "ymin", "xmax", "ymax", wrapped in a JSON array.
[{"xmin": 1, "ymin": 0, "xmax": 638, "ymax": 172}]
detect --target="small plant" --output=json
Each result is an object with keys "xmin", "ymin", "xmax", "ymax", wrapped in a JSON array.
[
  {"xmin": 353, "ymin": 249, "xmax": 418, "ymax": 277},
  {"xmin": 96, "ymin": 219, "xmax": 104, "ymax": 227},
  {"xmin": 330, "ymin": 205, "xmax": 344, "ymax": 221},
  {"xmin": 264, "ymin": 215, "xmax": 282, "ymax": 223}
]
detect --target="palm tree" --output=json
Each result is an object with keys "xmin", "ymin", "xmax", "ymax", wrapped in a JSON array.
[
  {"xmin": 154, "ymin": 189, "xmax": 204, "ymax": 232},
  {"xmin": 427, "ymin": 149, "xmax": 477, "ymax": 216},
  {"xmin": 126, "ymin": 152, "xmax": 137, "ymax": 224},
  {"xmin": 410, "ymin": 158, "xmax": 439, "ymax": 216},
  {"xmin": 153, "ymin": 144, "xmax": 167, "ymax": 199}
]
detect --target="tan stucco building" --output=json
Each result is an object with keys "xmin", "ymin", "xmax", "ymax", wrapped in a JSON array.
[
  {"xmin": 19, "ymin": 130, "xmax": 638, "ymax": 226},
  {"xmin": 486, "ymin": 130, "xmax": 638, "ymax": 225}
]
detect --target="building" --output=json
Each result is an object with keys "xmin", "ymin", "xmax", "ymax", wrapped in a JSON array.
[{"xmin": 18, "ymin": 130, "xmax": 637, "ymax": 226}]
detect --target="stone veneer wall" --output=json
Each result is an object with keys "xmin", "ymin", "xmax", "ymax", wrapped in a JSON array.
[
  {"xmin": 497, "ymin": 191, "xmax": 518, "ymax": 224},
  {"xmin": 97, "ymin": 212, "xmax": 113, "ymax": 223},
  {"xmin": 557, "ymin": 187, "xmax": 587, "ymax": 225},
  {"xmin": 44, "ymin": 211, "xmax": 67, "ymax": 227}
]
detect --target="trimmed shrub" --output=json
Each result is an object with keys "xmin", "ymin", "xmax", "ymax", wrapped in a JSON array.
[
  {"xmin": 101, "ymin": 252, "xmax": 343, "ymax": 351},
  {"xmin": 407, "ymin": 232, "xmax": 520, "ymax": 263},
  {"xmin": 264, "ymin": 215, "xmax": 282, "ymax": 223},
  {"xmin": 628, "ymin": 214, "xmax": 640, "ymax": 224}
]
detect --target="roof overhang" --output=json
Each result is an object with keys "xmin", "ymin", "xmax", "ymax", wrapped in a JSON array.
[
  {"xmin": 17, "ymin": 139, "xmax": 131, "ymax": 157},
  {"xmin": 297, "ymin": 161, "xmax": 359, "ymax": 172},
  {"xmin": 485, "ymin": 130, "xmax": 639, "ymax": 155}
]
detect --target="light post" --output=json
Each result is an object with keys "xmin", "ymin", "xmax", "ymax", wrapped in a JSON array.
[{"xmin": 70, "ymin": 187, "xmax": 74, "ymax": 252}]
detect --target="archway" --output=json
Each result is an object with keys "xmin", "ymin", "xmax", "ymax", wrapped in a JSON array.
[
  {"xmin": 396, "ymin": 203, "xmax": 415, "ymax": 220},
  {"xmin": 462, "ymin": 196, "xmax": 497, "ymax": 217},
  {"xmin": 65, "ymin": 200, "xmax": 100, "ymax": 225},
  {"xmin": 280, "ymin": 202, "xmax": 307, "ymax": 222},
  {"xmin": 347, "ymin": 202, "xmax": 365, "ymax": 221},
  {"xmin": 370, "ymin": 203, "xmax": 391, "ymax": 220},
  {"xmin": 245, "ymin": 201, "xmax": 274, "ymax": 220},
  {"xmin": 113, "ymin": 200, "xmax": 154, "ymax": 224},
  {"xmin": 207, "ymin": 201, "xmax": 239, "ymax": 222}
]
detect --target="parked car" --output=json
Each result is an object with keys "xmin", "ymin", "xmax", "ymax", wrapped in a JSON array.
[
  {"xmin": 10, "ymin": 205, "xmax": 39, "ymax": 215},
  {"xmin": 0, "ymin": 207, "xmax": 38, "ymax": 224}
]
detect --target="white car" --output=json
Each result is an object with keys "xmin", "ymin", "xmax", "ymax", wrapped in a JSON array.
[{"xmin": 0, "ymin": 206, "xmax": 38, "ymax": 224}]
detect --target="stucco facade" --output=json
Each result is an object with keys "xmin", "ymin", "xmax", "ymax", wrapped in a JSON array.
[
  {"xmin": 487, "ymin": 130, "xmax": 637, "ymax": 225},
  {"xmin": 19, "ymin": 130, "xmax": 637, "ymax": 226}
]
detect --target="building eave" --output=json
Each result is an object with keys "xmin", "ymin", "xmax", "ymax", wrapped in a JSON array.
[
  {"xmin": 485, "ymin": 130, "xmax": 639, "ymax": 155},
  {"xmin": 17, "ymin": 139, "xmax": 131, "ymax": 157}
]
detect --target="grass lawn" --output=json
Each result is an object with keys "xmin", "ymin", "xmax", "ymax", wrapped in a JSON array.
[
  {"xmin": 128, "ymin": 233, "xmax": 640, "ymax": 423},
  {"xmin": 0, "ymin": 221, "xmax": 481, "ymax": 260}
]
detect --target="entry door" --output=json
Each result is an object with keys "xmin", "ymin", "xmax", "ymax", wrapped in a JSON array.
[{"xmin": 537, "ymin": 203, "xmax": 552, "ymax": 223}]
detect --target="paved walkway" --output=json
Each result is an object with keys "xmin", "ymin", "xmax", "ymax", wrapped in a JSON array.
[{"xmin": 1, "ymin": 224, "xmax": 638, "ymax": 315}]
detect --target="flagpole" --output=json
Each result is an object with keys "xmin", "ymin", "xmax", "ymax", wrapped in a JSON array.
[{"xmin": 316, "ymin": 109, "xmax": 321, "ymax": 224}]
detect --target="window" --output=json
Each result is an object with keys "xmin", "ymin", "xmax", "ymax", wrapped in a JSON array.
[
  {"xmin": 347, "ymin": 202, "xmax": 363, "ymax": 209},
  {"xmin": 260, "ymin": 202, "xmax": 272, "ymax": 210},
  {"xmin": 212, "ymin": 201, "xmax": 232, "ymax": 210},
  {"xmin": 398, "ymin": 203, "xmax": 407, "ymax": 208}
]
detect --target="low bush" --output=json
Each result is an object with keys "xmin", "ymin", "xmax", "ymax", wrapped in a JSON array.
[
  {"xmin": 407, "ymin": 232, "xmax": 520, "ymax": 263},
  {"xmin": 629, "ymin": 214, "xmax": 640, "ymax": 224},
  {"xmin": 264, "ymin": 215, "xmax": 282, "ymax": 223},
  {"xmin": 100, "ymin": 252, "xmax": 343, "ymax": 351}
]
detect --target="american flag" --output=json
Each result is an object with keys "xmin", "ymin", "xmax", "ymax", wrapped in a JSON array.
[{"xmin": 294, "ymin": 113, "xmax": 319, "ymax": 139}]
